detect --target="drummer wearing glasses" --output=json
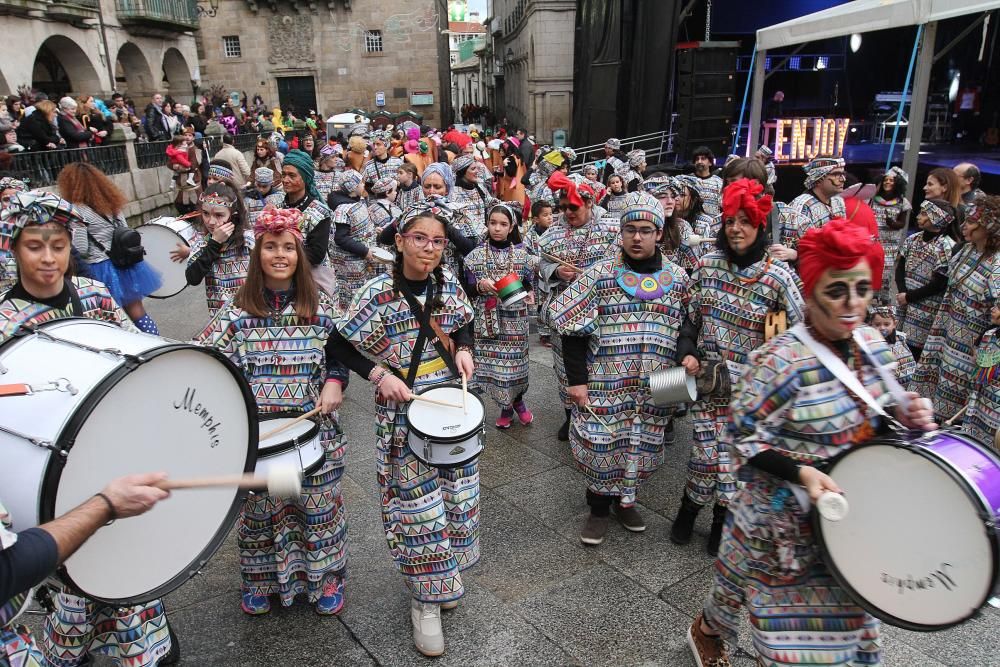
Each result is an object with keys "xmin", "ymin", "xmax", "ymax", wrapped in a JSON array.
[
  {"xmin": 330, "ymin": 203, "xmax": 477, "ymax": 657},
  {"xmin": 772, "ymin": 156, "xmax": 848, "ymax": 263},
  {"xmin": 687, "ymin": 218, "xmax": 936, "ymax": 667},
  {"xmin": 0, "ymin": 192, "xmax": 180, "ymax": 667}
]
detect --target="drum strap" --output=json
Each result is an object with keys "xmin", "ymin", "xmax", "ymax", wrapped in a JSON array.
[
  {"xmin": 398, "ymin": 279, "xmax": 460, "ymax": 388},
  {"xmin": 66, "ymin": 280, "xmax": 83, "ymax": 316}
]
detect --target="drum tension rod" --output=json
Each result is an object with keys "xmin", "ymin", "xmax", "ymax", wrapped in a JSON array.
[{"xmin": 0, "ymin": 423, "xmax": 66, "ymax": 457}]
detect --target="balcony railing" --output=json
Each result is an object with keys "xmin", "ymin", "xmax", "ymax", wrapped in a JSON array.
[
  {"xmin": 134, "ymin": 133, "xmax": 267, "ymax": 170},
  {"xmin": 6, "ymin": 144, "xmax": 129, "ymax": 188},
  {"xmin": 116, "ymin": 0, "xmax": 198, "ymax": 30},
  {"xmin": 46, "ymin": 0, "xmax": 99, "ymax": 21}
]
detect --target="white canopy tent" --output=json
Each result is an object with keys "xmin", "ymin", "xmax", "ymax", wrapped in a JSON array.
[{"xmin": 747, "ymin": 0, "xmax": 1000, "ymax": 195}]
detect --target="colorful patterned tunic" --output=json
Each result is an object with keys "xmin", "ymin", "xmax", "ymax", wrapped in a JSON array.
[
  {"xmin": 362, "ymin": 156, "xmax": 403, "ymax": 187},
  {"xmin": 243, "ymin": 186, "xmax": 285, "ymax": 226},
  {"xmin": 913, "ymin": 246, "xmax": 1000, "ymax": 420},
  {"xmin": 549, "ymin": 253, "xmax": 688, "ymax": 506},
  {"xmin": 521, "ymin": 222, "xmax": 551, "ymax": 337},
  {"xmin": 704, "ymin": 325, "xmax": 893, "ymax": 666},
  {"xmin": 0, "ymin": 279, "xmax": 173, "ymax": 667},
  {"xmin": 367, "ymin": 199, "xmax": 401, "ymax": 235},
  {"xmin": 692, "ymin": 174, "xmax": 723, "ymax": 236},
  {"xmin": 870, "ymin": 195, "xmax": 911, "ymax": 300},
  {"xmin": 897, "ymin": 231, "xmax": 955, "ymax": 349},
  {"xmin": 328, "ymin": 198, "xmax": 376, "ymax": 312},
  {"xmin": 527, "ymin": 172, "xmax": 556, "ymax": 207},
  {"xmin": 314, "ymin": 170, "xmax": 337, "ymax": 201},
  {"xmin": 662, "ymin": 219, "xmax": 700, "ymax": 274},
  {"xmin": 1, "ymin": 498, "xmax": 47, "ymax": 667},
  {"xmin": 889, "ymin": 330, "xmax": 916, "ymax": 387},
  {"xmin": 464, "ymin": 240, "xmax": 536, "ymax": 407},
  {"xmin": 450, "ymin": 184, "xmax": 496, "ymax": 241},
  {"xmin": 186, "ymin": 230, "xmax": 255, "ymax": 318},
  {"xmin": 283, "ymin": 194, "xmax": 331, "ymax": 266},
  {"xmin": 538, "ymin": 214, "xmax": 621, "ymax": 408},
  {"xmin": 601, "ymin": 192, "xmax": 629, "ymax": 218},
  {"xmin": 685, "ymin": 251, "xmax": 805, "ymax": 507},
  {"xmin": 779, "ymin": 192, "xmax": 846, "ymax": 250},
  {"xmin": 337, "ymin": 270, "xmax": 479, "ymax": 603},
  {"xmin": 965, "ymin": 329, "xmax": 1000, "ymax": 448},
  {"xmin": 0, "ymin": 219, "xmax": 15, "ymax": 294},
  {"xmin": 395, "ymin": 182, "xmax": 425, "ymax": 211},
  {"xmin": 198, "ymin": 289, "xmax": 349, "ymax": 605}
]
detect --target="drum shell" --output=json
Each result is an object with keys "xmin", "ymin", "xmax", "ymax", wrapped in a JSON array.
[
  {"xmin": 649, "ymin": 366, "xmax": 697, "ymax": 406},
  {"xmin": 137, "ymin": 217, "xmax": 200, "ymax": 299},
  {"xmin": 814, "ymin": 431, "xmax": 1000, "ymax": 631},
  {"xmin": 494, "ymin": 273, "xmax": 529, "ymax": 308},
  {"xmin": 0, "ymin": 318, "xmax": 258, "ymax": 605},
  {"xmin": 255, "ymin": 412, "xmax": 325, "ymax": 477},
  {"xmin": 403, "ymin": 383, "xmax": 485, "ymax": 467}
]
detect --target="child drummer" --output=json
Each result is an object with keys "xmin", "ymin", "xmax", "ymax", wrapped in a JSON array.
[{"xmin": 463, "ymin": 202, "xmax": 537, "ymax": 428}]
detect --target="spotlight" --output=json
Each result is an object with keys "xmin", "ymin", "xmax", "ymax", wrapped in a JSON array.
[
  {"xmin": 949, "ymin": 72, "xmax": 961, "ymax": 102},
  {"xmin": 850, "ymin": 33, "xmax": 862, "ymax": 53}
]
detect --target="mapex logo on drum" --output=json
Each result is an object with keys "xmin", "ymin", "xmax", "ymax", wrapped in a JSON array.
[
  {"xmin": 881, "ymin": 563, "xmax": 957, "ymax": 594},
  {"xmin": 173, "ymin": 388, "xmax": 222, "ymax": 448}
]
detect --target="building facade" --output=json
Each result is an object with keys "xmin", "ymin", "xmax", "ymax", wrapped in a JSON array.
[
  {"xmin": 0, "ymin": 0, "xmax": 198, "ymax": 103},
  {"xmin": 489, "ymin": 0, "xmax": 574, "ymax": 142},
  {"xmin": 197, "ymin": 0, "xmax": 450, "ymax": 126}
]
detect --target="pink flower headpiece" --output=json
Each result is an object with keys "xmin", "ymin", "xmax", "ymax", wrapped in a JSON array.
[{"xmin": 253, "ymin": 205, "xmax": 303, "ymax": 240}]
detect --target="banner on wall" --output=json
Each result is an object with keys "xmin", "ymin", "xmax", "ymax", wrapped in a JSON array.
[{"xmin": 448, "ymin": 0, "xmax": 467, "ymax": 21}]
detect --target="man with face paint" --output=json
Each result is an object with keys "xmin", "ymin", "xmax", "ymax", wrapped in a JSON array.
[
  {"xmin": 538, "ymin": 171, "xmax": 620, "ymax": 441},
  {"xmin": 362, "ymin": 130, "xmax": 403, "ymax": 191},
  {"xmin": 550, "ymin": 192, "xmax": 692, "ymax": 545},
  {"xmin": 774, "ymin": 156, "xmax": 847, "ymax": 263},
  {"xmin": 689, "ymin": 218, "xmax": 936, "ymax": 667},
  {"xmin": 671, "ymin": 178, "xmax": 805, "ymax": 555}
]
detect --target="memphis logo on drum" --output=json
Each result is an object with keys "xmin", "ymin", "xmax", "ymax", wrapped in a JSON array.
[{"xmin": 173, "ymin": 387, "xmax": 223, "ymax": 448}]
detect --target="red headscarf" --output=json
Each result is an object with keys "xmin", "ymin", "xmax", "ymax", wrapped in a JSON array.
[
  {"xmin": 721, "ymin": 178, "xmax": 773, "ymax": 228},
  {"xmin": 547, "ymin": 170, "xmax": 583, "ymax": 208},
  {"xmin": 842, "ymin": 196, "xmax": 878, "ymax": 236},
  {"xmin": 798, "ymin": 218, "xmax": 884, "ymax": 297}
]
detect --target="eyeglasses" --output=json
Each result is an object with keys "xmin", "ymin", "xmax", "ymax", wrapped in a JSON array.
[
  {"xmin": 401, "ymin": 232, "xmax": 448, "ymax": 250},
  {"xmin": 826, "ymin": 171, "xmax": 847, "ymax": 181},
  {"xmin": 621, "ymin": 226, "xmax": 657, "ymax": 238},
  {"xmin": 559, "ymin": 203, "xmax": 580, "ymax": 212}
]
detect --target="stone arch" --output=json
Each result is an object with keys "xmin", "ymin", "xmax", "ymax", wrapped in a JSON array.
[
  {"xmin": 161, "ymin": 48, "xmax": 192, "ymax": 99},
  {"xmin": 115, "ymin": 42, "xmax": 155, "ymax": 101},
  {"xmin": 32, "ymin": 35, "xmax": 102, "ymax": 99}
]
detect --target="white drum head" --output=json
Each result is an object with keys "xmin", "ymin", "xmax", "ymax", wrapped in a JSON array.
[
  {"xmin": 408, "ymin": 386, "xmax": 485, "ymax": 438},
  {"xmin": 138, "ymin": 224, "xmax": 191, "ymax": 298},
  {"xmin": 819, "ymin": 444, "xmax": 996, "ymax": 629},
  {"xmin": 53, "ymin": 346, "xmax": 255, "ymax": 604},
  {"xmin": 371, "ymin": 247, "xmax": 394, "ymax": 264},
  {"xmin": 258, "ymin": 417, "xmax": 318, "ymax": 453}
]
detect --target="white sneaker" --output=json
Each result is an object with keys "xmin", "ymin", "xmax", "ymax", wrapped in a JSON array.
[{"xmin": 410, "ymin": 598, "xmax": 444, "ymax": 656}]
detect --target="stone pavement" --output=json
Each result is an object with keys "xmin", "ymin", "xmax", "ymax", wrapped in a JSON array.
[{"xmin": 26, "ymin": 287, "xmax": 1000, "ymax": 666}]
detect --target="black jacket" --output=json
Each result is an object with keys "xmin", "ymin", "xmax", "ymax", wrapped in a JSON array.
[
  {"xmin": 17, "ymin": 112, "xmax": 59, "ymax": 151},
  {"xmin": 144, "ymin": 104, "xmax": 170, "ymax": 141}
]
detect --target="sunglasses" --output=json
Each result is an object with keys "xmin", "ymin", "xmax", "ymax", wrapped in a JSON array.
[{"xmin": 559, "ymin": 203, "xmax": 580, "ymax": 212}]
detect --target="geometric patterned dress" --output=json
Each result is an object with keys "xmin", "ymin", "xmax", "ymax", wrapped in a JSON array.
[
  {"xmin": 779, "ymin": 193, "xmax": 846, "ymax": 250},
  {"xmin": 463, "ymin": 239, "xmax": 536, "ymax": 408},
  {"xmin": 870, "ymin": 195, "xmax": 911, "ymax": 301},
  {"xmin": 549, "ymin": 252, "xmax": 689, "ymax": 508},
  {"xmin": 337, "ymin": 270, "xmax": 479, "ymax": 603},
  {"xmin": 328, "ymin": 198, "xmax": 376, "ymax": 312},
  {"xmin": 684, "ymin": 251, "xmax": 805, "ymax": 508},
  {"xmin": 185, "ymin": 229, "xmax": 255, "ymax": 318},
  {"xmin": 888, "ymin": 330, "xmax": 917, "ymax": 387},
  {"xmin": 198, "ymin": 288, "xmax": 349, "ymax": 607},
  {"xmin": 965, "ymin": 328, "xmax": 1000, "ymax": 448},
  {"xmin": 0, "ymin": 278, "xmax": 174, "ymax": 667},
  {"xmin": 704, "ymin": 325, "xmax": 893, "ymax": 667},
  {"xmin": 897, "ymin": 230, "xmax": 955, "ymax": 352},
  {"xmin": 912, "ymin": 245, "xmax": 1000, "ymax": 420}
]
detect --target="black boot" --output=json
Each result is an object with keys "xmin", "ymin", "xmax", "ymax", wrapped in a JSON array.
[
  {"xmin": 557, "ymin": 408, "xmax": 571, "ymax": 441},
  {"xmin": 669, "ymin": 495, "xmax": 702, "ymax": 545},
  {"xmin": 706, "ymin": 503, "xmax": 728, "ymax": 556}
]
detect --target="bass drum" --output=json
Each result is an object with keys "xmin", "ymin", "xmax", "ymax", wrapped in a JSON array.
[
  {"xmin": 137, "ymin": 217, "xmax": 201, "ymax": 298},
  {"xmin": 0, "ymin": 318, "xmax": 257, "ymax": 605},
  {"xmin": 815, "ymin": 431, "xmax": 1000, "ymax": 631}
]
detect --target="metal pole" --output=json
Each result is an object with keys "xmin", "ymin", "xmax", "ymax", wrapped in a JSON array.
[
  {"xmin": 733, "ymin": 47, "xmax": 756, "ymax": 154},
  {"xmin": 902, "ymin": 22, "xmax": 937, "ymax": 200},
  {"xmin": 746, "ymin": 46, "xmax": 766, "ymax": 155},
  {"xmin": 886, "ymin": 24, "xmax": 923, "ymax": 172}
]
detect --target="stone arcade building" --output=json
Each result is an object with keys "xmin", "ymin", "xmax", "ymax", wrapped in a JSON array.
[{"xmin": 196, "ymin": 0, "xmax": 450, "ymax": 126}]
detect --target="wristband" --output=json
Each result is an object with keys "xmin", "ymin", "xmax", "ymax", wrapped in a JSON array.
[
  {"xmin": 456, "ymin": 345, "xmax": 473, "ymax": 354},
  {"xmin": 94, "ymin": 492, "xmax": 117, "ymax": 524}
]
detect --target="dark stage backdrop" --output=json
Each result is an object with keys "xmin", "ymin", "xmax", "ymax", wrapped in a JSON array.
[{"xmin": 571, "ymin": 0, "xmax": 681, "ymax": 146}]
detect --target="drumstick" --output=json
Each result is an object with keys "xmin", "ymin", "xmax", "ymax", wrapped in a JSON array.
[
  {"xmin": 155, "ymin": 465, "xmax": 303, "ymax": 498},
  {"xmin": 410, "ymin": 394, "xmax": 464, "ymax": 410},
  {"xmin": 541, "ymin": 252, "xmax": 581, "ymax": 272},
  {"xmin": 259, "ymin": 406, "xmax": 322, "ymax": 441},
  {"xmin": 461, "ymin": 373, "xmax": 468, "ymax": 415},
  {"xmin": 944, "ymin": 404, "xmax": 969, "ymax": 427},
  {"xmin": 175, "ymin": 210, "xmax": 202, "ymax": 221},
  {"xmin": 584, "ymin": 404, "xmax": 612, "ymax": 432}
]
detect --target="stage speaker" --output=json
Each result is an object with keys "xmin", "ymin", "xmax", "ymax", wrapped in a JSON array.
[{"xmin": 674, "ymin": 45, "xmax": 737, "ymax": 160}]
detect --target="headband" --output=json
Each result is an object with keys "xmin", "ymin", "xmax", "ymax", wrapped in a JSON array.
[
  {"xmin": 401, "ymin": 197, "xmax": 455, "ymax": 229},
  {"xmin": 1, "ymin": 192, "xmax": 80, "ymax": 247},
  {"xmin": 547, "ymin": 170, "xmax": 583, "ymax": 208},
  {"xmin": 868, "ymin": 302, "xmax": 897, "ymax": 321},
  {"xmin": 371, "ymin": 176, "xmax": 396, "ymax": 195},
  {"xmin": 253, "ymin": 167, "xmax": 274, "ymax": 185},
  {"xmin": 208, "ymin": 164, "xmax": 235, "ymax": 182},
  {"xmin": 451, "ymin": 155, "xmax": 475, "ymax": 175},
  {"xmin": 919, "ymin": 199, "xmax": 954, "ymax": 232},
  {"xmin": 627, "ymin": 149, "xmax": 646, "ymax": 168},
  {"xmin": 200, "ymin": 190, "xmax": 236, "ymax": 208},
  {"xmin": 620, "ymin": 191, "xmax": 664, "ymax": 229},
  {"xmin": 803, "ymin": 156, "xmax": 845, "ymax": 189}
]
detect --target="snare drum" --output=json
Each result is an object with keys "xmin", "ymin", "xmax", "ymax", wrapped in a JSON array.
[
  {"xmin": 815, "ymin": 430, "xmax": 1000, "ymax": 630},
  {"xmin": 402, "ymin": 383, "xmax": 485, "ymax": 467},
  {"xmin": 137, "ymin": 217, "xmax": 201, "ymax": 298},
  {"xmin": 0, "ymin": 319, "xmax": 257, "ymax": 605},
  {"xmin": 256, "ymin": 413, "xmax": 325, "ymax": 477},
  {"xmin": 370, "ymin": 247, "xmax": 395, "ymax": 265},
  {"xmin": 494, "ymin": 273, "xmax": 529, "ymax": 307}
]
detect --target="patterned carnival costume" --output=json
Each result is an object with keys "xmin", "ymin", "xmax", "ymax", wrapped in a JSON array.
[
  {"xmin": 913, "ymin": 193, "xmax": 1000, "ymax": 421},
  {"xmin": 672, "ymin": 179, "xmax": 805, "ymax": 554},
  {"xmin": 895, "ymin": 199, "xmax": 956, "ymax": 360},
  {"xmin": 242, "ymin": 167, "xmax": 285, "ymax": 226},
  {"xmin": 869, "ymin": 166, "xmax": 912, "ymax": 301},
  {"xmin": 463, "ymin": 203, "xmax": 537, "ymax": 425},
  {"xmin": 867, "ymin": 301, "xmax": 916, "ymax": 387},
  {"xmin": 692, "ymin": 219, "xmax": 903, "ymax": 667},
  {"xmin": 198, "ymin": 207, "xmax": 349, "ymax": 616},
  {"xmin": 449, "ymin": 155, "xmax": 497, "ymax": 241},
  {"xmin": 537, "ymin": 172, "xmax": 620, "ymax": 438},
  {"xmin": 965, "ymin": 324, "xmax": 1000, "ymax": 448},
  {"xmin": 0, "ymin": 177, "xmax": 29, "ymax": 294},
  {"xmin": 0, "ymin": 193, "xmax": 175, "ymax": 667},
  {"xmin": 186, "ymin": 187, "xmax": 255, "ymax": 318},
  {"xmin": 361, "ymin": 130, "xmax": 403, "ymax": 190},
  {"xmin": 673, "ymin": 175, "xmax": 717, "ymax": 246},
  {"xmin": 550, "ymin": 192, "xmax": 689, "ymax": 542},
  {"xmin": 779, "ymin": 156, "xmax": 847, "ymax": 252},
  {"xmin": 327, "ymin": 170, "xmax": 377, "ymax": 312},
  {"xmin": 644, "ymin": 176, "xmax": 699, "ymax": 275}
]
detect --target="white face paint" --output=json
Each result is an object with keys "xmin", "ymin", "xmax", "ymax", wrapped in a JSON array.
[{"xmin": 807, "ymin": 262, "xmax": 874, "ymax": 340}]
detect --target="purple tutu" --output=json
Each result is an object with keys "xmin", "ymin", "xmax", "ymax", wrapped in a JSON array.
[{"xmin": 86, "ymin": 258, "xmax": 162, "ymax": 307}]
